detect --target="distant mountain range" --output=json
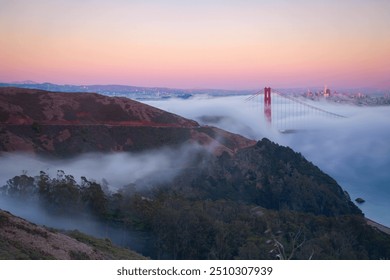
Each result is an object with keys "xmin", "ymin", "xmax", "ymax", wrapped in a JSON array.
[
  {"xmin": 0, "ymin": 82, "xmax": 254, "ymax": 100},
  {"xmin": 2, "ymin": 81, "xmax": 388, "ymax": 98}
]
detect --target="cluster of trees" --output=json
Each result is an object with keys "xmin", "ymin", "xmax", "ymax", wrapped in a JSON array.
[
  {"xmin": 2, "ymin": 170, "xmax": 390, "ymax": 260},
  {"xmin": 116, "ymin": 191, "xmax": 390, "ymax": 260},
  {"xmin": 1, "ymin": 170, "xmax": 107, "ymax": 217}
]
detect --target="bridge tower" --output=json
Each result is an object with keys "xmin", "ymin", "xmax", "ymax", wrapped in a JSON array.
[{"xmin": 264, "ymin": 87, "xmax": 271, "ymax": 124}]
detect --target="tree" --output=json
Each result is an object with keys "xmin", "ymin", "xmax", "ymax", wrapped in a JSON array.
[
  {"xmin": 1, "ymin": 174, "xmax": 36, "ymax": 199},
  {"xmin": 80, "ymin": 177, "xmax": 107, "ymax": 217}
]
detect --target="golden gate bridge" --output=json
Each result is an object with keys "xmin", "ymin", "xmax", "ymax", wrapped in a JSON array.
[{"xmin": 246, "ymin": 87, "xmax": 346, "ymax": 132}]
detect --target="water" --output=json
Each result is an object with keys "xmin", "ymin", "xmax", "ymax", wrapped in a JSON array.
[{"xmin": 281, "ymin": 127, "xmax": 390, "ymax": 227}]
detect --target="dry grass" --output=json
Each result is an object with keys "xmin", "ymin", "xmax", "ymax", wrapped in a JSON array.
[{"xmin": 0, "ymin": 209, "xmax": 146, "ymax": 260}]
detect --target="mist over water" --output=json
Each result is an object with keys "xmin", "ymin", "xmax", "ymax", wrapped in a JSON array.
[{"xmin": 144, "ymin": 95, "xmax": 390, "ymax": 226}]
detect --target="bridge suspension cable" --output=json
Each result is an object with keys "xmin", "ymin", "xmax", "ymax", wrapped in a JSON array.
[
  {"xmin": 271, "ymin": 89, "xmax": 346, "ymax": 119},
  {"xmin": 246, "ymin": 87, "xmax": 347, "ymax": 132}
]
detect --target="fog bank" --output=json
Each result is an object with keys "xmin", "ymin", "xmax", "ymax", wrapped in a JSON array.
[
  {"xmin": 0, "ymin": 143, "xmax": 204, "ymax": 191},
  {"xmin": 145, "ymin": 96, "xmax": 390, "ymax": 226}
]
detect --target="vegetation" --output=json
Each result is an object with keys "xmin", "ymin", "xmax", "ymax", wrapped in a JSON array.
[
  {"xmin": 1, "ymin": 139, "xmax": 390, "ymax": 259},
  {"xmin": 0, "ymin": 235, "xmax": 55, "ymax": 260},
  {"xmin": 66, "ymin": 230, "xmax": 148, "ymax": 260}
]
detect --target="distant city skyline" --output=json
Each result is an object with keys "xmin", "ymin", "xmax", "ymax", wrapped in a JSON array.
[{"xmin": 1, "ymin": 0, "xmax": 389, "ymax": 89}]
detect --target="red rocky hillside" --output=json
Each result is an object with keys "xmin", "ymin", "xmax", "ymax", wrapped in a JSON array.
[{"xmin": 0, "ymin": 87, "xmax": 255, "ymax": 157}]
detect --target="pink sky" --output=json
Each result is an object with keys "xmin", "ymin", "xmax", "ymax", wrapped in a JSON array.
[{"xmin": 1, "ymin": 0, "xmax": 389, "ymax": 89}]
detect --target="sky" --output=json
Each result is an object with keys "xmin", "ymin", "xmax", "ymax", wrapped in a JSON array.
[{"xmin": 1, "ymin": 0, "xmax": 390, "ymax": 89}]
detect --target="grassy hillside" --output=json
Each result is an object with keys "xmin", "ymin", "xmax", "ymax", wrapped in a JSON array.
[{"xmin": 0, "ymin": 210, "xmax": 146, "ymax": 260}]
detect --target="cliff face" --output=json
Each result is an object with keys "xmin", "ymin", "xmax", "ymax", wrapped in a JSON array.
[{"xmin": 0, "ymin": 87, "xmax": 255, "ymax": 156}]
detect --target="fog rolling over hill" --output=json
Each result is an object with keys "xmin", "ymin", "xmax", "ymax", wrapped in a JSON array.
[
  {"xmin": 144, "ymin": 94, "xmax": 390, "ymax": 227},
  {"xmin": 1, "ymin": 87, "xmax": 390, "ymax": 259}
]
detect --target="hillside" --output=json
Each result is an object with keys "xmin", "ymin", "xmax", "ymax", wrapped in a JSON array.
[
  {"xmin": 0, "ymin": 87, "xmax": 255, "ymax": 156},
  {"xmin": 0, "ymin": 209, "xmax": 146, "ymax": 260},
  {"xmin": 168, "ymin": 139, "xmax": 361, "ymax": 216}
]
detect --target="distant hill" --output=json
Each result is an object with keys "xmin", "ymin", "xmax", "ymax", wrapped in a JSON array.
[
  {"xmin": 0, "ymin": 209, "xmax": 146, "ymax": 260},
  {"xmin": 0, "ymin": 87, "xmax": 255, "ymax": 157},
  {"xmin": 0, "ymin": 82, "xmax": 253, "ymax": 99}
]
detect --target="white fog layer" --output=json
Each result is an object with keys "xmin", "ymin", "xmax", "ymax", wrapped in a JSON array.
[
  {"xmin": 0, "ymin": 143, "xmax": 204, "ymax": 190},
  {"xmin": 145, "ymin": 95, "xmax": 390, "ymax": 226}
]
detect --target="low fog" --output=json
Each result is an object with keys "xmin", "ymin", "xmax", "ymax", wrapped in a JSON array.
[
  {"xmin": 0, "ymin": 195, "xmax": 146, "ymax": 252},
  {"xmin": 0, "ymin": 143, "xmax": 205, "ymax": 253},
  {"xmin": 145, "ymin": 95, "xmax": 390, "ymax": 226},
  {"xmin": 0, "ymin": 143, "xmax": 203, "ymax": 191}
]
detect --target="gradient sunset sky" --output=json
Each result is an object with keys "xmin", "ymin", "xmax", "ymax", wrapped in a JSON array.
[{"xmin": 1, "ymin": 0, "xmax": 389, "ymax": 89}]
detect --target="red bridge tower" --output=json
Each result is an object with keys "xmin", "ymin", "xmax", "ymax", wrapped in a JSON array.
[{"xmin": 264, "ymin": 87, "xmax": 271, "ymax": 124}]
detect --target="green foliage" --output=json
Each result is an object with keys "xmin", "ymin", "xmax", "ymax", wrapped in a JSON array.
[
  {"xmin": 1, "ymin": 174, "xmax": 36, "ymax": 199},
  {"xmin": 0, "ymin": 212, "xmax": 9, "ymax": 226},
  {"xmin": 1, "ymin": 138, "xmax": 390, "ymax": 259},
  {"xmin": 66, "ymin": 230, "xmax": 147, "ymax": 260},
  {"xmin": 2, "ymin": 170, "xmax": 108, "ymax": 217},
  {"xmin": 69, "ymin": 250, "xmax": 91, "ymax": 260},
  {"xmin": 80, "ymin": 177, "xmax": 108, "ymax": 217}
]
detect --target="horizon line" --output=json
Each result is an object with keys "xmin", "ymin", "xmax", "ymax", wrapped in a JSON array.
[{"xmin": 1, "ymin": 80, "xmax": 389, "ymax": 92}]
